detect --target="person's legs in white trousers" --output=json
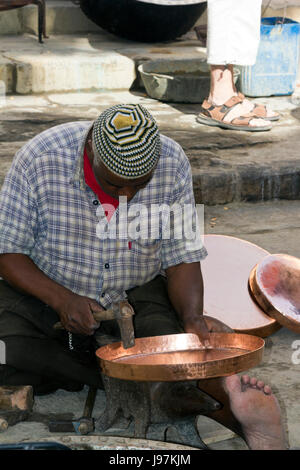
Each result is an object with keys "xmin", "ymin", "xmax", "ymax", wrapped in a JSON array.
[
  {"xmin": 207, "ymin": 0, "xmax": 262, "ymax": 66},
  {"xmin": 197, "ymin": 0, "xmax": 278, "ymax": 130}
]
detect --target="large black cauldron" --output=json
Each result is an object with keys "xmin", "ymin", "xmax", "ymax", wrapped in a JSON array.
[{"xmin": 79, "ymin": 0, "xmax": 207, "ymax": 43}]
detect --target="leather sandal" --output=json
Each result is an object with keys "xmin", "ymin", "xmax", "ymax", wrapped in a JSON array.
[
  {"xmin": 237, "ymin": 93, "xmax": 280, "ymax": 121},
  {"xmin": 196, "ymin": 95, "xmax": 272, "ymax": 132}
]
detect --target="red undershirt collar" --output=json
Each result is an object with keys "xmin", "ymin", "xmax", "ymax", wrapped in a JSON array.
[{"xmin": 83, "ymin": 147, "xmax": 119, "ymax": 215}]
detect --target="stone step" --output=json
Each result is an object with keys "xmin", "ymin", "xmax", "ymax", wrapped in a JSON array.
[
  {"xmin": 0, "ymin": 33, "xmax": 205, "ymax": 94},
  {"xmin": 0, "ymin": 35, "xmax": 136, "ymax": 94}
]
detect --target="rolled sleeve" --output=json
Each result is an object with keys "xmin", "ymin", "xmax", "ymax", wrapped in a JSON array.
[
  {"xmin": 161, "ymin": 146, "xmax": 208, "ymax": 269},
  {"xmin": 0, "ymin": 157, "xmax": 37, "ymax": 255}
]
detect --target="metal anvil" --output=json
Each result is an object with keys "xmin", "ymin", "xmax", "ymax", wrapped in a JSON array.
[{"xmin": 53, "ymin": 301, "xmax": 135, "ymax": 349}]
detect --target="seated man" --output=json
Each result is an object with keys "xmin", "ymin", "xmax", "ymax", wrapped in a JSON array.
[
  {"xmin": 0, "ymin": 104, "xmax": 287, "ymax": 450},
  {"xmin": 0, "ymin": 103, "xmax": 208, "ymax": 393}
]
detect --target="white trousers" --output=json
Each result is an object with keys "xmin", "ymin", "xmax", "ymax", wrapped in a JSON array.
[{"xmin": 207, "ymin": 0, "xmax": 263, "ymax": 66}]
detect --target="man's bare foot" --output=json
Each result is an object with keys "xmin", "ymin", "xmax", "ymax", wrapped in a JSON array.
[{"xmin": 223, "ymin": 374, "xmax": 288, "ymax": 450}]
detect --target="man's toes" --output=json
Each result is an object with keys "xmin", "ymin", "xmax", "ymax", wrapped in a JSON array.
[
  {"xmin": 223, "ymin": 374, "xmax": 242, "ymax": 394},
  {"xmin": 241, "ymin": 375, "xmax": 250, "ymax": 386},
  {"xmin": 250, "ymin": 377, "xmax": 258, "ymax": 388},
  {"xmin": 263, "ymin": 385, "xmax": 272, "ymax": 395},
  {"xmin": 257, "ymin": 380, "xmax": 265, "ymax": 390}
]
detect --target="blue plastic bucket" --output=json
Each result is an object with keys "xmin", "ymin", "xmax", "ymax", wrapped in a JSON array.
[{"xmin": 238, "ymin": 17, "xmax": 300, "ymax": 97}]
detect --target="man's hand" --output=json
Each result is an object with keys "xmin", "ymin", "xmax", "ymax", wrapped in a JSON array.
[
  {"xmin": 56, "ymin": 292, "xmax": 104, "ymax": 336},
  {"xmin": 184, "ymin": 314, "xmax": 210, "ymax": 348}
]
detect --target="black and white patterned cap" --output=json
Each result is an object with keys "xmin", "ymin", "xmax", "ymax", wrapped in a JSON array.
[{"xmin": 92, "ymin": 104, "xmax": 161, "ymax": 179}]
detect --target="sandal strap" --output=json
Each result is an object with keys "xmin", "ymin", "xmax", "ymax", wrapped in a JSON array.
[
  {"xmin": 229, "ymin": 112, "xmax": 261, "ymax": 126},
  {"xmin": 222, "ymin": 94, "xmax": 244, "ymax": 108},
  {"xmin": 252, "ymin": 103, "xmax": 268, "ymax": 118}
]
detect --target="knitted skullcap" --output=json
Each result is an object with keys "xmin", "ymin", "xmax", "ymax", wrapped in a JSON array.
[{"xmin": 92, "ymin": 104, "xmax": 161, "ymax": 179}]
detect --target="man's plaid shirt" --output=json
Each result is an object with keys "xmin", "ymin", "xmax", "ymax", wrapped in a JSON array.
[{"xmin": 0, "ymin": 121, "xmax": 207, "ymax": 307}]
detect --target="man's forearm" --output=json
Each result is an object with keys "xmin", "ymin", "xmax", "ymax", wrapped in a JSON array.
[
  {"xmin": 0, "ymin": 253, "xmax": 72, "ymax": 311},
  {"xmin": 165, "ymin": 261, "xmax": 205, "ymax": 330}
]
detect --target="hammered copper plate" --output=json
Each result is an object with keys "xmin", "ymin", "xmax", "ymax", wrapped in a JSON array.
[
  {"xmin": 96, "ymin": 333, "xmax": 264, "ymax": 382},
  {"xmin": 249, "ymin": 254, "xmax": 300, "ymax": 333},
  {"xmin": 201, "ymin": 235, "xmax": 280, "ymax": 337}
]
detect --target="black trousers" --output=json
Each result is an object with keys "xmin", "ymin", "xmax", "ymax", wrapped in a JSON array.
[{"xmin": 0, "ymin": 276, "xmax": 183, "ymax": 393}]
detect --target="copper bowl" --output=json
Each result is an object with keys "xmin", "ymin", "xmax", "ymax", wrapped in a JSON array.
[
  {"xmin": 249, "ymin": 254, "xmax": 300, "ymax": 333},
  {"xmin": 96, "ymin": 333, "xmax": 264, "ymax": 382}
]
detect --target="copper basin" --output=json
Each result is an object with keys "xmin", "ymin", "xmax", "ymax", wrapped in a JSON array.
[{"xmin": 96, "ymin": 333, "xmax": 264, "ymax": 382}]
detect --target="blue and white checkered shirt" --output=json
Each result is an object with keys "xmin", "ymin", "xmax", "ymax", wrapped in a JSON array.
[{"xmin": 0, "ymin": 122, "xmax": 207, "ymax": 307}]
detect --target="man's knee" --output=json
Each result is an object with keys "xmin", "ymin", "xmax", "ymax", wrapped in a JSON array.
[{"xmin": 0, "ymin": 281, "xmax": 25, "ymax": 313}]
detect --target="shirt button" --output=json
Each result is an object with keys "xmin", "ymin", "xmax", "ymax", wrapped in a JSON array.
[
  {"xmin": 93, "ymin": 200, "xmax": 99, "ymax": 206},
  {"xmin": 101, "ymin": 292, "xmax": 106, "ymax": 298},
  {"xmin": 104, "ymin": 263, "xmax": 110, "ymax": 269}
]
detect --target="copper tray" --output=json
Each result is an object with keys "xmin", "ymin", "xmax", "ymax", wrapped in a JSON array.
[
  {"xmin": 96, "ymin": 333, "xmax": 264, "ymax": 382},
  {"xmin": 201, "ymin": 235, "xmax": 280, "ymax": 337},
  {"xmin": 249, "ymin": 254, "xmax": 300, "ymax": 333}
]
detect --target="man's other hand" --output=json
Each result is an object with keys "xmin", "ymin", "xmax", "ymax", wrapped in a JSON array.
[{"xmin": 184, "ymin": 314, "xmax": 210, "ymax": 348}]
